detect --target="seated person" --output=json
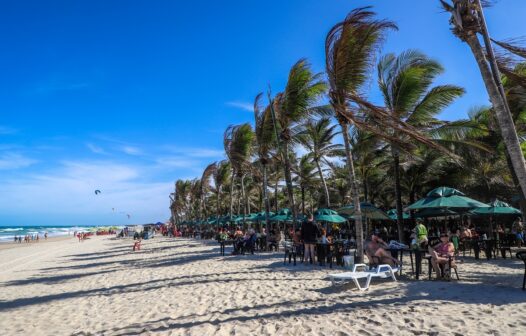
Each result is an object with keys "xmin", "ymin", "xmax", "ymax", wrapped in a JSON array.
[
  {"xmin": 365, "ymin": 232, "xmax": 400, "ymax": 267},
  {"xmin": 267, "ymin": 229, "xmax": 281, "ymax": 250},
  {"xmin": 429, "ymin": 233, "xmax": 455, "ymax": 278}
]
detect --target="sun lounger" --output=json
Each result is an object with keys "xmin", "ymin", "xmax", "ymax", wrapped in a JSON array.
[{"xmin": 328, "ymin": 263, "xmax": 399, "ymax": 290}]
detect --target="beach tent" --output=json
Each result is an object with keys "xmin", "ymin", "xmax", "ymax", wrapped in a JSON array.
[
  {"xmin": 471, "ymin": 199, "xmax": 521, "ymax": 215},
  {"xmin": 406, "ymin": 187, "xmax": 489, "ymax": 210},
  {"xmin": 314, "ymin": 208, "xmax": 347, "ymax": 223},
  {"xmin": 337, "ymin": 203, "xmax": 390, "ymax": 220}
]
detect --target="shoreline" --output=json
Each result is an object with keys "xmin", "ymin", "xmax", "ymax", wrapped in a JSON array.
[{"xmin": 0, "ymin": 234, "xmax": 79, "ymax": 250}]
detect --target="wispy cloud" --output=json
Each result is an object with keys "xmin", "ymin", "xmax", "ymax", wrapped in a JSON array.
[
  {"xmin": 86, "ymin": 143, "xmax": 107, "ymax": 155},
  {"xmin": 0, "ymin": 126, "xmax": 18, "ymax": 135},
  {"xmin": 0, "ymin": 153, "xmax": 38, "ymax": 170},
  {"xmin": 226, "ymin": 101, "xmax": 253, "ymax": 112},
  {"xmin": 163, "ymin": 146, "xmax": 224, "ymax": 158},
  {"xmin": 121, "ymin": 146, "xmax": 143, "ymax": 156},
  {"xmin": 0, "ymin": 160, "xmax": 172, "ymax": 225}
]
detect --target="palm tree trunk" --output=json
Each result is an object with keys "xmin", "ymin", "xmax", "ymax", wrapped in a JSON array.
[
  {"xmin": 274, "ymin": 178, "xmax": 278, "ymax": 213},
  {"xmin": 340, "ymin": 121, "xmax": 364, "ymax": 263},
  {"xmin": 216, "ymin": 189, "xmax": 221, "ymax": 225},
  {"xmin": 464, "ymin": 33, "xmax": 526, "ymax": 200},
  {"xmin": 393, "ymin": 150, "xmax": 405, "ymax": 242},
  {"xmin": 262, "ymin": 164, "xmax": 271, "ymax": 225},
  {"xmin": 315, "ymin": 159, "xmax": 331, "ymax": 208},
  {"xmin": 282, "ymin": 141, "xmax": 298, "ymax": 227},
  {"xmin": 504, "ymin": 151, "xmax": 526, "ymax": 216},
  {"xmin": 301, "ymin": 186, "xmax": 305, "ymax": 215},
  {"xmin": 241, "ymin": 174, "xmax": 247, "ymax": 226},
  {"xmin": 363, "ymin": 177, "xmax": 369, "ymax": 203},
  {"xmin": 229, "ymin": 174, "xmax": 235, "ymax": 219}
]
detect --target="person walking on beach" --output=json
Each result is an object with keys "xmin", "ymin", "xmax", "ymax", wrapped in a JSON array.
[
  {"xmin": 301, "ymin": 213, "xmax": 320, "ymax": 264},
  {"xmin": 44, "ymin": 232, "xmax": 48, "ymax": 240}
]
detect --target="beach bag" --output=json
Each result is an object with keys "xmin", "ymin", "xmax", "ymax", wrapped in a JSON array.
[{"xmin": 343, "ymin": 255, "xmax": 354, "ymax": 269}]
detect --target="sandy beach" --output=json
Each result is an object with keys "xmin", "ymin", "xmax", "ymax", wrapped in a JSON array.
[{"xmin": 0, "ymin": 236, "xmax": 525, "ymax": 336}]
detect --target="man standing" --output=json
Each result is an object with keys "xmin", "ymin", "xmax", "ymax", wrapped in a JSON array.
[{"xmin": 301, "ymin": 213, "xmax": 320, "ymax": 264}]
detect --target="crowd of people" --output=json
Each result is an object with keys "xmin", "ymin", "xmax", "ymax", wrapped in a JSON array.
[{"xmin": 13, "ymin": 232, "xmax": 48, "ymax": 243}]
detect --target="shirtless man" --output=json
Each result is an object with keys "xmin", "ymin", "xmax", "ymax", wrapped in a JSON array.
[{"xmin": 365, "ymin": 232, "xmax": 399, "ymax": 267}]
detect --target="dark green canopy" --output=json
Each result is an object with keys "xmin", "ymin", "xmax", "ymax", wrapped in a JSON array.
[
  {"xmin": 471, "ymin": 199, "xmax": 521, "ymax": 215},
  {"xmin": 415, "ymin": 207, "xmax": 458, "ymax": 218},
  {"xmin": 314, "ymin": 208, "xmax": 347, "ymax": 223},
  {"xmin": 406, "ymin": 187, "xmax": 489, "ymax": 210},
  {"xmin": 269, "ymin": 208, "xmax": 305, "ymax": 222},
  {"xmin": 253, "ymin": 211, "xmax": 275, "ymax": 221},
  {"xmin": 337, "ymin": 202, "xmax": 390, "ymax": 220},
  {"xmin": 387, "ymin": 209, "xmax": 410, "ymax": 220}
]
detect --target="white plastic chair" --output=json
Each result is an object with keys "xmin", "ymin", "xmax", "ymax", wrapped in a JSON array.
[{"xmin": 328, "ymin": 263, "xmax": 399, "ymax": 291}]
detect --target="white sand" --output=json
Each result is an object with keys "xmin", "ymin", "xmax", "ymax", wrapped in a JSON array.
[{"xmin": 0, "ymin": 236, "xmax": 525, "ymax": 335}]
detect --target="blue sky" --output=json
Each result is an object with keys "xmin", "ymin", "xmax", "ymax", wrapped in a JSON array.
[{"xmin": 1, "ymin": 0, "xmax": 525, "ymax": 226}]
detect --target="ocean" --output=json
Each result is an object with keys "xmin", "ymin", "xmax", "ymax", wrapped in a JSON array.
[{"xmin": 0, "ymin": 225, "xmax": 119, "ymax": 243}]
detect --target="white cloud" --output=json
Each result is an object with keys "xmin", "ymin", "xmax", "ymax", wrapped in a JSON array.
[
  {"xmin": 163, "ymin": 146, "xmax": 224, "ymax": 158},
  {"xmin": 0, "ymin": 153, "xmax": 38, "ymax": 170},
  {"xmin": 0, "ymin": 160, "xmax": 172, "ymax": 225},
  {"xmin": 226, "ymin": 101, "xmax": 254, "ymax": 112},
  {"xmin": 86, "ymin": 143, "xmax": 107, "ymax": 155},
  {"xmin": 121, "ymin": 146, "xmax": 142, "ymax": 156}
]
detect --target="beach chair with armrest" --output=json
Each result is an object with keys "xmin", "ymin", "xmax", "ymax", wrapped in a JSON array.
[{"xmin": 328, "ymin": 263, "xmax": 399, "ymax": 291}]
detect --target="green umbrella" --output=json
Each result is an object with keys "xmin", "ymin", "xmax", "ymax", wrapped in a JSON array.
[
  {"xmin": 387, "ymin": 209, "xmax": 410, "ymax": 220},
  {"xmin": 314, "ymin": 208, "xmax": 347, "ymax": 223},
  {"xmin": 244, "ymin": 213, "xmax": 259, "ymax": 222},
  {"xmin": 253, "ymin": 211, "xmax": 275, "ymax": 221},
  {"xmin": 471, "ymin": 199, "xmax": 521, "ymax": 215},
  {"xmin": 415, "ymin": 207, "xmax": 458, "ymax": 218},
  {"xmin": 406, "ymin": 187, "xmax": 489, "ymax": 210},
  {"xmin": 337, "ymin": 202, "xmax": 390, "ymax": 220},
  {"xmin": 269, "ymin": 208, "xmax": 305, "ymax": 222}
]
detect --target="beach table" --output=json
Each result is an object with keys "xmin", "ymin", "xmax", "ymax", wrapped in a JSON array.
[{"xmin": 219, "ymin": 239, "xmax": 235, "ymax": 256}]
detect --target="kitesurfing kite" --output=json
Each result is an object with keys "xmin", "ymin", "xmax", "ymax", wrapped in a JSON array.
[{"xmin": 94, "ymin": 190, "xmax": 101, "ymax": 195}]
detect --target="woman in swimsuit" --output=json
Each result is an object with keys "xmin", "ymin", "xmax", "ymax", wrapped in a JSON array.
[{"xmin": 429, "ymin": 233, "xmax": 455, "ymax": 278}]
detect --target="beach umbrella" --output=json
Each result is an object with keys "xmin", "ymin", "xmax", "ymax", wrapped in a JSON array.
[
  {"xmin": 253, "ymin": 211, "xmax": 275, "ymax": 221},
  {"xmin": 406, "ymin": 187, "xmax": 490, "ymax": 210},
  {"xmin": 471, "ymin": 199, "xmax": 521, "ymax": 215},
  {"xmin": 244, "ymin": 213, "xmax": 259, "ymax": 222},
  {"xmin": 387, "ymin": 209, "xmax": 410, "ymax": 220},
  {"xmin": 314, "ymin": 208, "xmax": 347, "ymax": 223},
  {"xmin": 337, "ymin": 202, "xmax": 390, "ymax": 220},
  {"xmin": 269, "ymin": 209, "xmax": 305, "ymax": 222},
  {"xmin": 414, "ymin": 207, "xmax": 458, "ymax": 218}
]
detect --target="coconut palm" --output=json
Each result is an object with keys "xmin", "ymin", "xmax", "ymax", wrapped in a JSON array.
[
  {"xmin": 297, "ymin": 117, "xmax": 343, "ymax": 207},
  {"xmin": 271, "ymin": 59, "xmax": 326, "ymax": 227},
  {"xmin": 293, "ymin": 155, "xmax": 319, "ymax": 214},
  {"xmin": 254, "ymin": 93, "xmax": 277, "ymax": 225},
  {"xmin": 440, "ymin": 0, "xmax": 526, "ymax": 201},
  {"xmin": 224, "ymin": 123, "xmax": 255, "ymax": 223},
  {"xmin": 325, "ymin": 7, "xmax": 396, "ymax": 262},
  {"xmin": 211, "ymin": 160, "xmax": 231, "ymax": 222},
  {"xmin": 376, "ymin": 50, "xmax": 465, "ymax": 240}
]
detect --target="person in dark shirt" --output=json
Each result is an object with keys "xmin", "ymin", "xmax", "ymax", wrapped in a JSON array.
[{"xmin": 301, "ymin": 213, "xmax": 320, "ymax": 264}]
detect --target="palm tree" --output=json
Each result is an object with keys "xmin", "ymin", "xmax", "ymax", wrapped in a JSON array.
[
  {"xmin": 212, "ymin": 160, "xmax": 231, "ymax": 222},
  {"xmin": 325, "ymin": 7, "xmax": 396, "ymax": 262},
  {"xmin": 254, "ymin": 93, "xmax": 276, "ymax": 225},
  {"xmin": 297, "ymin": 117, "xmax": 343, "ymax": 208},
  {"xmin": 199, "ymin": 163, "xmax": 217, "ymax": 221},
  {"xmin": 224, "ymin": 123, "xmax": 255, "ymax": 223},
  {"xmin": 441, "ymin": 0, "xmax": 526, "ymax": 201},
  {"xmin": 376, "ymin": 50, "xmax": 464, "ymax": 240},
  {"xmin": 271, "ymin": 59, "xmax": 326, "ymax": 227},
  {"xmin": 293, "ymin": 155, "xmax": 319, "ymax": 214}
]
